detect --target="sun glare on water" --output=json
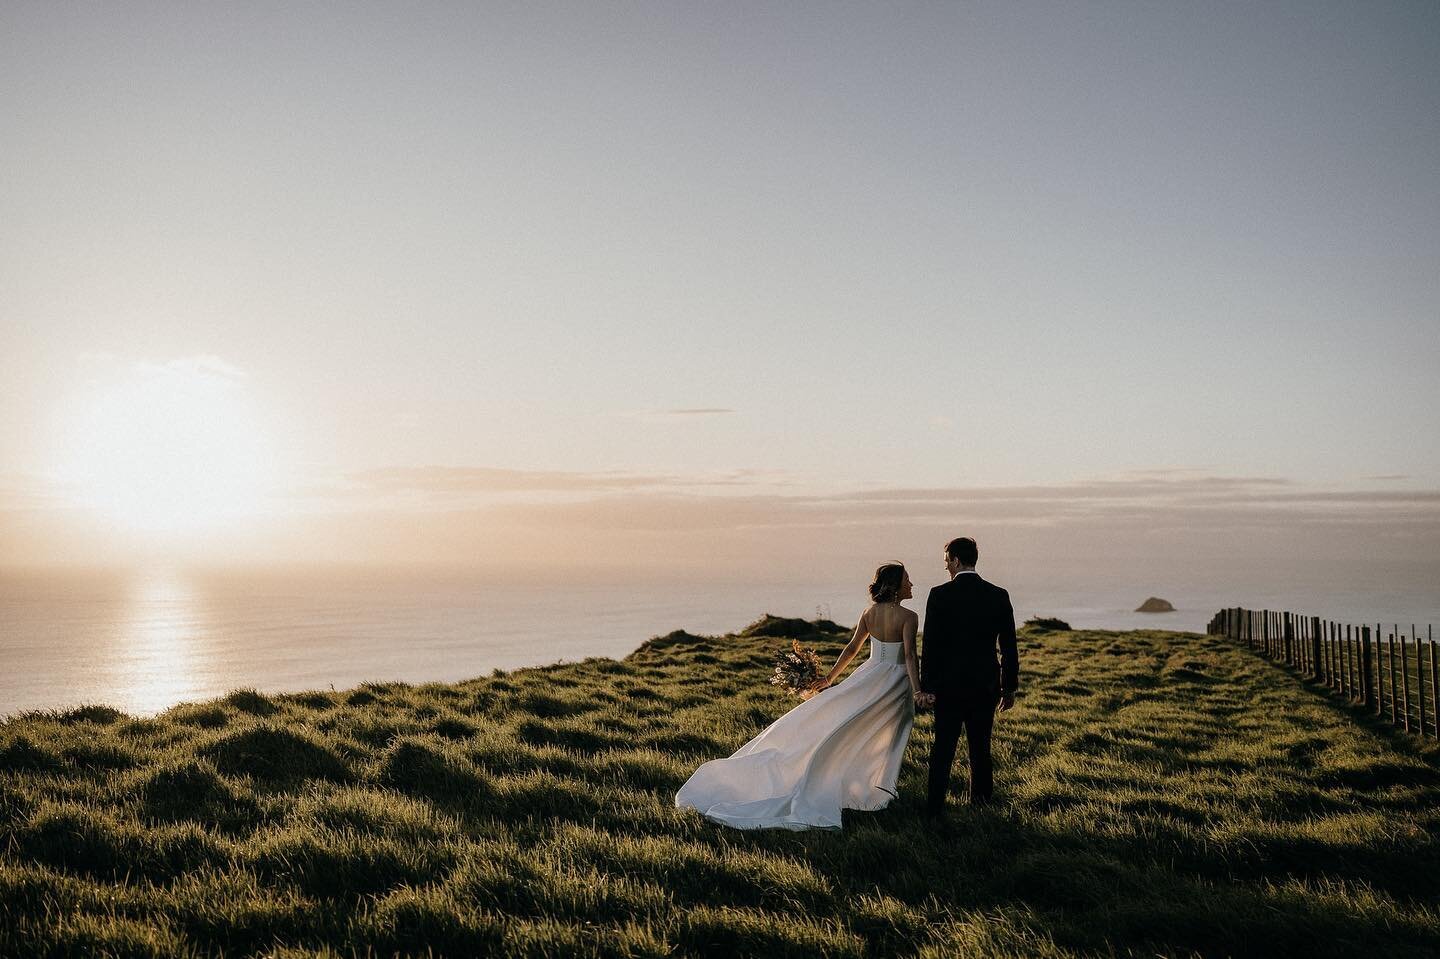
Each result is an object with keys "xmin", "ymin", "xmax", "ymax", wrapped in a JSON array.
[{"xmin": 52, "ymin": 357, "xmax": 275, "ymax": 536}]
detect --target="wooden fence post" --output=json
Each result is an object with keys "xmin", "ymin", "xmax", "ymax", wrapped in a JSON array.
[
  {"xmin": 1357, "ymin": 625, "xmax": 1365, "ymax": 703},
  {"xmin": 1336, "ymin": 619, "xmax": 1347, "ymax": 694},
  {"xmin": 1416, "ymin": 626, "xmax": 1425, "ymax": 738},
  {"xmin": 1333, "ymin": 621, "xmax": 1342, "ymax": 694},
  {"xmin": 1422, "ymin": 619, "xmax": 1434, "ymax": 737},
  {"xmin": 1362, "ymin": 626, "xmax": 1374, "ymax": 711},
  {"xmin": 1388, "ymin": 627, "xmax": 1398, "ymax": 726},
  {"xmin": 1312, "ymin": 616, "xmax": 1323, "ymax": 682},
  {"xmin": 1401, "ymin": 627, "xmax": 1412, "ymax": 733},
  {"xmin": 1379, "ymin": 624, "xmax": 1386, "ymax": 717},
  {"xmin": 1325, "ymin": 620, "xmax": 1334, "ymax": 687},
  {"xmin": 1332, "ymin": 621, "xmax": 1340, "ymax": 691},
  {"xmin": 1343, "ymin": 623, "xmax": 1352, "ymax": 699},
  {"xmin": 1284, "ymin": 613, "xmax": 1294, "ymax": 667}
]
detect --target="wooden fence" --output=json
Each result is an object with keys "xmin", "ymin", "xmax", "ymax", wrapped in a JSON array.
[{"xmin": 1207, "ymin": 608, "xmax": 1438, "ymax": 740}]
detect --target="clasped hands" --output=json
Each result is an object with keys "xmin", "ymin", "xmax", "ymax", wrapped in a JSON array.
[{"xmin": 912, "ymin": 691, "xmax": 1015, "ymax": 712}]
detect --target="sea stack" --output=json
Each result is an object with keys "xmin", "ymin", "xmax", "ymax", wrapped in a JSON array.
[{"xmin": 1135, "ymin": 597, "xmax": 1175, "ymax": 613}]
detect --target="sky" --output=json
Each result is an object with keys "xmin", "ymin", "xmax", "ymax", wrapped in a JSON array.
[{"xmin": 2, "ymin": 2, "xmax": 1438, "ymax": 586}]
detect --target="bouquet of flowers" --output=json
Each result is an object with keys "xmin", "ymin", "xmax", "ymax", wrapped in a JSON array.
[{"xmin": 770, "ymin": 639, "xmax": 826, "ymax": 699}]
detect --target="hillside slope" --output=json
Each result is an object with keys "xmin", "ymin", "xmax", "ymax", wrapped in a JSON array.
[{"xmin": 2, "ymin": 618, "xmax": 1438, "ymax": 957}]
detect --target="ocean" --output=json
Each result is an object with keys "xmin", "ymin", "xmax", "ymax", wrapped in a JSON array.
[{"xmin": 2, "ymin": 564, "xmax": 1436, "ymax": 717}]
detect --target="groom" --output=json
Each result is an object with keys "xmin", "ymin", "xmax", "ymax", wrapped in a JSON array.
[{"xmin": 917, "ymin": 536, "xmax": 1018, "ymax": 811}]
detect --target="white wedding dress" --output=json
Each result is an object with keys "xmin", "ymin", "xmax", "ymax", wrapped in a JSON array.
[{"xmin": 675, "ymin": 637, "xmax": 915, "ymax": 830}]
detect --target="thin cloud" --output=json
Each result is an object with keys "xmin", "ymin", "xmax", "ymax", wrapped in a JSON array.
[
  {"xmin": 1117, "ymin": 467, "xmax": 1214, "ymax": 477},
  {"xmin": 464, "ymin": 485, "xmax": 1440, "ymax": 536},
  {"xmin": 639, "ymin": 408, "xmax": 738, "ymax": 417},
  {"xmin": 825, "ymin": 475, "xmax": 1296, "ymax": 505},
  {"xmin": 75, "ymin": 352, "xmax": 249, "ymax": 385},
  {"xmin": 1247, "ymin": 490, "xmax": 1440, "ymax": 505},
  {"xmin": 138, "ymin": 354, "xmax": 248, "ymax": 381},
  {"xmin": 261, "ymin": 470, "xmax": 1440, "ymax": 544},
  {"xmin": 329, "ymin": 465, "xmax": 773, "ymax": 502},
  {"xmin": 466, "ymin": 473, "xmax": 1440, "ymax": 535},
  {"xmin": 349, "ymin": 466, "xmax": 685, "ymax": 494}
]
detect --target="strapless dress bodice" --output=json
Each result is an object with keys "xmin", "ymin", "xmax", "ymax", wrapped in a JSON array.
[{"xmin": 869, "ymin": 637, "xmax": 904, "ymax": 665}]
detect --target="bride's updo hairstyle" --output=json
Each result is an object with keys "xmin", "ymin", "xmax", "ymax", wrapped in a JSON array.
[{"xmin": 869, "ymin": 563, "xmax": 906, "ymax": 603}]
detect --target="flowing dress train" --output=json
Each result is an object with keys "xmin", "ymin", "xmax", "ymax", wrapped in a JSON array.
[{"xmin": 675, "ymin": 637, "xmax": 915, "ymax": 830}]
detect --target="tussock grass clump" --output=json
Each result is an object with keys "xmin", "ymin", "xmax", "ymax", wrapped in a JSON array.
[
  {"xmin": 2, "ymin": 619, "xmax": 1439, "ymax": 957},
  {"xmin": 19, "ymin": 802, "xmax": 225, "ymax": 882},
  {"xmin": 223, "ymin": 689, "xmax": 280, "ymax": 717},
  {"xmin": 283, "ymin": 691, "xmax": 339, "ymax": 711},
  {"xmin": 740, "ymin": 614, "xmax": 845, "ymax": 638},
  {"xmin": 296, "ymin": 786, "xmax": 462, "ymax": 843},
  {"xmin": 248, "ymin": 821, "xmax": 447, "ymax": 899},
  {"xmin": 55, "ymin": 704, "xmax": 127, "ymax": 725},
  {"xmin": 429, "ymin": 714, "xmax": 478, "ymax": 740},
  {"xmin": 371, "ymin": 736, "xmax": 492, "ymax": 805},
  {"xmin": 61, "ymin": 738, "xmax": 140, "ymax": 772},
  {"xmin": 135, "ymin": 757, "xmax": 260, "ymax": 830},
  {"xmin": 168, "ymin": 703, "xmax": 231, "ymax": 729},
  {"xmin": 201, "ymin": 723, "xmax": 351, "ymax": 786},
  {"xmin": 0, "ymin": 733, "xmax": 61, "ymax": 771},
  {"xmin": 515, "ymin": 717, "xmax": 618, "ymax": 752}
]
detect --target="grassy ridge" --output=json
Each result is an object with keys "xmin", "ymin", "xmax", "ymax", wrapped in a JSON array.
[{"xmin": 2, "ymin": 618, "xmax": 1438, "ymax": 957}]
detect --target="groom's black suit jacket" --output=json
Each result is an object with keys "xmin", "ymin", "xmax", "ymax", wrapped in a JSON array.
[{"xmin": 920, "ymin": 573, "xmax": 1019, "ymax": 697}]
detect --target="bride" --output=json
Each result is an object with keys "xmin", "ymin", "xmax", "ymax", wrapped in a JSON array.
[{"xmin": 675, "ymin": 563, "xmax": 923, "ymax": 830}]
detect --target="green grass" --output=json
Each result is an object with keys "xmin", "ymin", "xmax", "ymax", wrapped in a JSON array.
[{"xmin": 2, "ymin": 616, "xmax": 1438, "ymax": 957}]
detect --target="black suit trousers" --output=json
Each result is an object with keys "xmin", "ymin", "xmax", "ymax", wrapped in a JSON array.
[{"xmin": 927, "ymin": 687, "xmax": 998, "ymax": 810}]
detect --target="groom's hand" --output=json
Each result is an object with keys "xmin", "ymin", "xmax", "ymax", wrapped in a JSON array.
[{"xmin": 997, "ymin": 692, "xmax": 1015, "ymax": 713}]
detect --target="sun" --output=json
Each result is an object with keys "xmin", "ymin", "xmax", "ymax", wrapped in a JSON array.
[{"xmin": 51, "ymin": 356, "xmax": 275, "ymax": 536}]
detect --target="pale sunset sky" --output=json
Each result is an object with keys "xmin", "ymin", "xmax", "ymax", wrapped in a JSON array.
[{"xmin": 2, "ymin": 3, "xmax": 1437, "ymax": 585}]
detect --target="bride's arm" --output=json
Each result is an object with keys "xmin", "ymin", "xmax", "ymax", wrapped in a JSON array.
[
  {"xmin": 902, "ymin": 611, "xmax": 921, "ymax": 693},
  {"xmin": 812, "ymin": 609, "xmax": 869, "ymax": 691}
]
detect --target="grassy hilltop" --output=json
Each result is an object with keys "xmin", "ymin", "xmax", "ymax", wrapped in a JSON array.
[{"xmin": 2, "ymin": 618, "xmax": 1439, "ymax": 958}]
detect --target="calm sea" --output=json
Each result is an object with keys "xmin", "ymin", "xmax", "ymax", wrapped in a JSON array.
[{"xmin": 2, "ymin": 565, "xmax": 1436, "ymax": 717}]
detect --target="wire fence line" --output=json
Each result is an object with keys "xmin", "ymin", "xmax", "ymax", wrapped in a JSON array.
[{"xmin": 1207, "ymin": 607, "xmax": 1438, "ymax": 740}]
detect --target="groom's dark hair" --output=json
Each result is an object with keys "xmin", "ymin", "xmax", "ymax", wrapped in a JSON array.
[{"xmin": 945, "ymin": 537, "xmax": 978, "ymax": 566}]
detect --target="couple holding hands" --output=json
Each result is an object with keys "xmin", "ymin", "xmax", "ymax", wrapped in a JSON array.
[{"xmin": 677, "ymin": 536, "xmax": 1019, "ymax": 830}]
